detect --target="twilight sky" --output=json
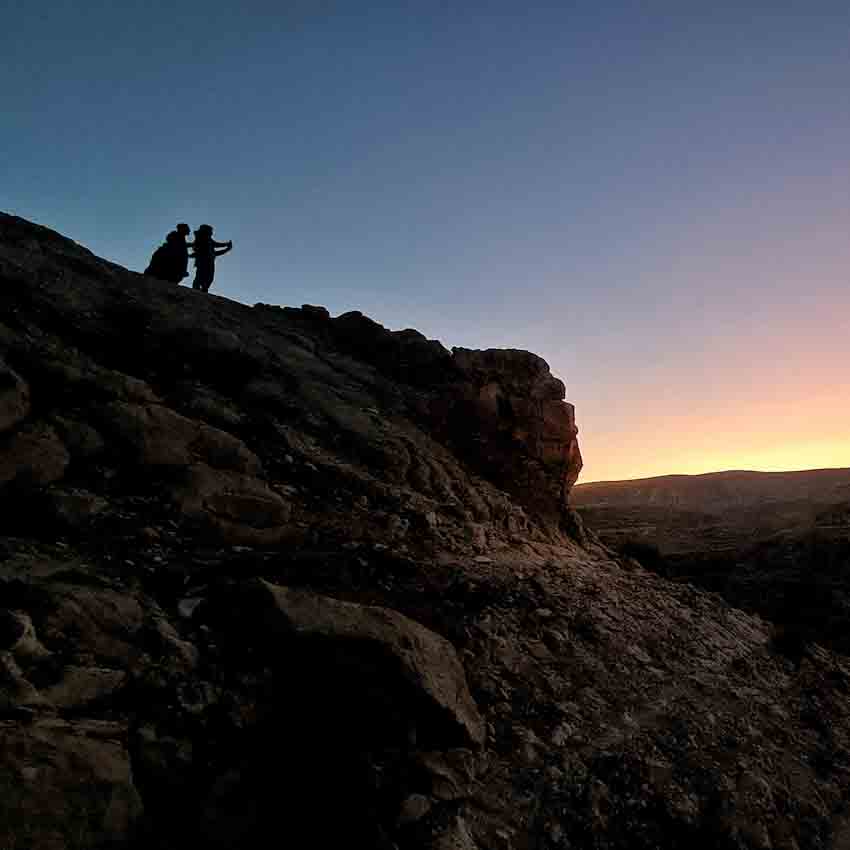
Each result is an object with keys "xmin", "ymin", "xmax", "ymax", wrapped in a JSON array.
[{"xmin": 4, "ymin": 1, "xmax": 850, "ymax": 482}]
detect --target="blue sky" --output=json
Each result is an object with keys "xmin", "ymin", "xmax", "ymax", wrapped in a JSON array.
[{"xmin": 4, "ymin": 1, "xmax": 850, "ymax": 480}]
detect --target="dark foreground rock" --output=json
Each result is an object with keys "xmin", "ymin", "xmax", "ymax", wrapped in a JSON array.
[{"xmin": 0, "ymin": 212, "xmax": 849, "ymax": 849}]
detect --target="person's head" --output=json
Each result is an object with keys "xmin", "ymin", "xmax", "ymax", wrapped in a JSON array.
[
  {"xmin": 195, "ymin": 224, "xmax": 213, "ymax": 240},
  {"xmin": 176, "ymin": 223, "xmax": 190, "ymax": 236},
  {"xmin": 166, "ymin": 231, "xmax": 181, "ymax": 244}
]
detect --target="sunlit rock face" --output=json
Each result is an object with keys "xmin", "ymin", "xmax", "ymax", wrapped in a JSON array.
[
  {"xmin": 316, "ymin": 306, "xmax": 583, "ymax": 526},
  {"xmin": 449, "ymin": 347, "xmax": 583, "ymax": 521},
  {"xmin": 321, "ymin": 308, "xmax": 584, "ymax": 525}
]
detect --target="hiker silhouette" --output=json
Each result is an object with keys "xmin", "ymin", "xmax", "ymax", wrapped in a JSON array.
[
  {"xmin": 144, "ymin": 223, "xmax": 192, "ymax": 284},
  {"xmin": 191, "ymin": 224, "xmax": 233, "ymax": 293}
]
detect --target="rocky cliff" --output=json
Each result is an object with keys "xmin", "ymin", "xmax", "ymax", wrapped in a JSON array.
[{"xmin": 0, "ymin": 212, "xmax": 849, "ymax": 850}]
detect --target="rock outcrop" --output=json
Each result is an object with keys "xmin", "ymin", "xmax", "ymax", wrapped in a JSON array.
[
  {"xmin": 213, "ymin": 578, "xmax": 486, "ymax": 748},
  {"xmin": 0, "ymin": 211, "xmax": 849, "ymax": 850},
  {"xmin": 446, "ymin": 347, "xmax": 582, "ymax": 519},
  {"xmin": 309, "ymin": 307, "xmax": 584, "ymax": 522}
]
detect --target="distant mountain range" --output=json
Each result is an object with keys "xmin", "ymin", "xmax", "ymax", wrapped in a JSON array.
[{"xmin": 572, "ymin": 467, "xmax": 850, "ymax": 513}]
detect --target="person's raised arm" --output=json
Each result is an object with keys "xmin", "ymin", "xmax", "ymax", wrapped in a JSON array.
[{"xmin": 214, "ymin": 241, "xmax": 233, "ymax": 256}]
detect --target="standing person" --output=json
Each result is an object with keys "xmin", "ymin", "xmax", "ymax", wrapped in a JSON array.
[
  {"xmin": 191, "ymin": 224, "xmax": 233, "ymax": 293},
  {"xmin": 169, "ymin": 222, "xmax": 193, "ymax": 284}
]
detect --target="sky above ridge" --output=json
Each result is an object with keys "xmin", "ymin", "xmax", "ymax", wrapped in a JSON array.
[{"xmin": 4, "ymin": 1, "xmax": 850, "ymax": 482}]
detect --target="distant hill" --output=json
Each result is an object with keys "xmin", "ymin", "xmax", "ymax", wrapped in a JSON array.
[
  {"xmin": 573, "ymin": 467, "xmax": 850, "ymax": 659},
  {"xmin": 572, "ymin": 467, "xmax": 850, "ymax": 513}
]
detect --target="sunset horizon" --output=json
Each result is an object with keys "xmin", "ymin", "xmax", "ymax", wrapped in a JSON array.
[{"xmin": 6, "ymin": 2, "xmax": 850, "ymax": 485}]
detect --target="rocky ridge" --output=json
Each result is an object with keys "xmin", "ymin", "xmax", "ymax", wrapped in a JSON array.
[{"xmin": 0, "ymin": 212, "xmax": 848, "ymax": 849}]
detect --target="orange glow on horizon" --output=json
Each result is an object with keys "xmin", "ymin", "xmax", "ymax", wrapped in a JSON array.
[
  {"xmin": 578, "ymin": 437, "xmax": 850, "ymax": 484},
  {"xmin": 573, "ymin": 379, "xmax": 850, "ymax": 484}
]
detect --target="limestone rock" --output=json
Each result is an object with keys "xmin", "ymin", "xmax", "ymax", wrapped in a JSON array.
[
  {"xmin": 99, "ymin": 402, "xmax": 261, "ymax": 472},
  {"xmin": 218, "ymin": 580, "xmax": 486, "ymax": 748},
  {"xmin": 434, "ymin": 347, "xmax": 583, "ymax": 520},
  {"xmin": 171, "ymin": 463, "xmax": 292, "ymax": 545}
]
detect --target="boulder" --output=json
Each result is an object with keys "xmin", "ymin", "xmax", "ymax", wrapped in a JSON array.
[
  {"xmin": 171, "ymin": 463, "xmax": 292, "ymax": 545},
  {"xmin": 98, "ymin": 402, "xmax": 261, "ymax": 473},
  {"xmin": 194, "ymin": 581, "xmax": 485, "ymax": 848},
  {"xmin": 218, "ymin": 580, "xmax": 485, "ymax": 749}
]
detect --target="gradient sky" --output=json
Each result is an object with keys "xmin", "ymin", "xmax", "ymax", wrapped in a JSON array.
[{"xmin": 4, "ymin": 1, "xmax": 850, "ymax": 482}]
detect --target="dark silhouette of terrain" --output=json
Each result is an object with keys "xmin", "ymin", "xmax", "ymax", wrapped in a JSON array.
[
  {"xmin": 1, "ymin": 212, "xmax": 849, "ymax": 850},
  {"xmin": 573, "ymin": 469, "xmax": 850, "ymax": 657}
]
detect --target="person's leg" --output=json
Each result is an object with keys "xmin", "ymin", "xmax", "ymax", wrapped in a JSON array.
[{"xmin": 199, "ymin": 267, "xmax": 214, "ymax": 293}]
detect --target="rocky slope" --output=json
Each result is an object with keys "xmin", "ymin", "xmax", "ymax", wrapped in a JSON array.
[{"xmin": 0, "ymin": 212, "xmax": 849, "ymax": 849}]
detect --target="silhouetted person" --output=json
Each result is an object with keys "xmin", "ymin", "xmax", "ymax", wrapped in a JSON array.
[
  {"xmin": 170, "ymin": 222, "xmax": 192, "ymax": 283},
  {"xmin": 144, "ymin": 223, "xmax": 193, "ymax": 284},
  {"xmin": 191, "ymin": 224, "xmax": 232, "ymax": 293}
]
